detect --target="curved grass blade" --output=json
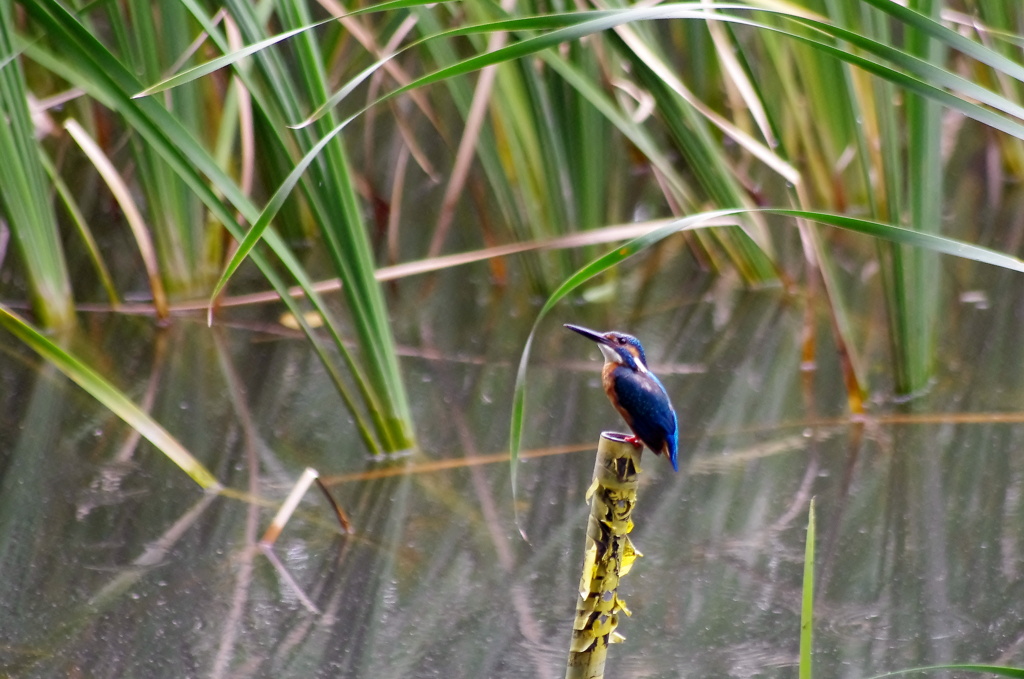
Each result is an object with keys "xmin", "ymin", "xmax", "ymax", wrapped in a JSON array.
[
  {"xmin": 134, "ymin": 0, "xmax": 455, "ymax": 100},
  {"xmin": 770, "ymin": 17, "xmax": 1024, "ymax": 137},
  {"xmin": 858, "ymin": 0, "xmax": 1024, "ymax": 82},
  {"xmin": 64, "ymin": 118, "xmax": 169, "ymax": 319},
  {"xmin": 206, "ymin": 8, "xmax": 735, "ymax": 300},
  {"xmin": 297, "ymin": 9, "xmax": 640, "ymax": 128},
  {"xmin": 205, "ymin": 114, "xmax": 354, "ymax": 323},
  {"xmin": 611, "ymin": 17, "xmax": 800, "ymax": 188},
  {"xmin": 769, "ymin": 210, "xmax": 1024, "ymax": 270},
  {"xmin": 301, "ymin": 7, "xmax": 707, "ymax": 129},
  {"xmin": 509, "ymin": 208, "xmax": 1024, "ymax": 495},
  {"xmin": 38, "ymin": 150, "xmax": 120, "ymax": 307},
  {"xmin": 0, "ymin": 1, "xmax": 73, "ymax": 328},
  {"xmin": 530, "ymin": 53, "xmax": 698, "ymax": 206},
  {"xmin": 128, "ymin": 0, "xmax": 1024, "ymax": 315},
  {"xmin": 509, "ymin": 208, "xmax": 739, "ymax": 499},
  {"xmin": 133, "ymin": 20, "xmax": 332, "ymax": 99},
  {"xmin": 865, "ymin": 666, "xmax": 1024, "ymax": 679},
  {"xmin": 127, "ymin": 1, "xmax": 1024, "ymax": 459},
  {"xmin": 0, "ymin": 304, "xmax": 222, "ymax": 490}
]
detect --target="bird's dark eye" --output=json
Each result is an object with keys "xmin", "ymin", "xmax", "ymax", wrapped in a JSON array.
[{"xmin": 618, "ymin": 337, "xmax": 626, "ymax": 344}]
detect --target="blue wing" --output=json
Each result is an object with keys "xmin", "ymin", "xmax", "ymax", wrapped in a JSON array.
[{"xmin": 611, "ymin": 367, "xmax": 679, "ymax": 471}]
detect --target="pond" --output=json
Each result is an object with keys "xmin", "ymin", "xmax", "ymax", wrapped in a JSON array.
[{"xmin": 2, "ymin": 252, "xmax": 1024, "ymax": 679}]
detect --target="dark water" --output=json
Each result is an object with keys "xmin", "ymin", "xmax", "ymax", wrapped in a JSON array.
[{"xmin": 3, "ymin": 257, "xmax": 1024, "ymax": 678}]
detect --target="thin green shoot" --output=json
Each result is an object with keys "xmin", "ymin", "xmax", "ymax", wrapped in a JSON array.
[{"xmin": 800, "ymin": 498, "xmax": 815, "ymax": 679}]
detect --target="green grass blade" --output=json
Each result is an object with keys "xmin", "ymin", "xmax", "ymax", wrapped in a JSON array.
[
  {"xmin": 537, "ymin": 50, "xmax": 695, "ymax": 209},
  {"xmin": 866, "ymin": 666, "xmax": 1024, "ymax": 679},
  {"xmin": 0, "ymin": 0, "xmax": 73, "ymax": 327},
  {"xmin": 38, "ymin": 150, "xmax": 120, "ymax": 307},
  {"xmin": 206, "ymin": 9, "xmax": 731, "ymax": 302},
  {"xmin": 135, "ymin": 0, "xmax": 454, "ymax": 101},
  {"xmin": 800, "ymin": 498, "xmax": 815, "ymax": 679},
  {"xmin": 0, "ymin": 304, "xmax": 221, "ymax": 490},
  {"xmin": 183, "ymin": 0, "xmax": 393, "ymax": 452},
  {"xmin": 509, "ymin": 207, "xmax": 1024, "ymax": 476},
  {"xmin": 315, "ymin": 8, "xmax": 704, "ymax": 127},
  {"xmin": 64, "ymin": 118, "xmax": 170, "ymax": 319},
  {"xmin": 206, "ymin": 114, "xmax": 353, "ymax": 318},
  {"xmin": 768, "ymin": 210, "xmax": 1024, "ymax": 270},
  {"xmin": 109, "ymin": 0, "xmax": 213, "ymax": 297},
  {"xmin": 858, "ymin": 0, "xmax": 1024, "ymax": 82},
  {"xmin": 894, "ymin": 0, "xmax": 943, "ymax": 393},
  {"xmin": 614, "ymin": 28, "xmax": 778, "ymax": 282},
  {"xmin": 132, "ymin": 18, "xmax": 334, "ymax": 100}
]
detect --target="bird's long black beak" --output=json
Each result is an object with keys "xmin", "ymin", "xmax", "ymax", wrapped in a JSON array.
[{"xmin": 564, "ymin": 323, "xmax": 609, "ymax": 345}]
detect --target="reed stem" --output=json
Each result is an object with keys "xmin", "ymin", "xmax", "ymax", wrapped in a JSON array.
[{"xmin": 566, "ymin": 432, "xmax": 644, "ymax": 679}]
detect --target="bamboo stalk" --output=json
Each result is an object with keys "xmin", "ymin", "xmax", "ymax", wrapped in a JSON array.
[{"xmin": 566, "ymin": 432, "xmax": 644, "ymax": 679}]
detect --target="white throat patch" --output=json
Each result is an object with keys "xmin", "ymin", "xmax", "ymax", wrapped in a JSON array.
[{"xmin": 598, "ymin": 343, "xmax": 622, "ymax": 364}]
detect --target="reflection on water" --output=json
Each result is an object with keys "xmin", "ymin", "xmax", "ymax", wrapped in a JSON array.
[{"xmin": 2, "ymin": 263, "xmax": 1024, "ymax": 678}]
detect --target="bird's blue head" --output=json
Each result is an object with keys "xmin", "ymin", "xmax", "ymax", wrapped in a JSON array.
[{"xmin": 564, "ymin": 324, "xmax": 649, "ymax": 374}]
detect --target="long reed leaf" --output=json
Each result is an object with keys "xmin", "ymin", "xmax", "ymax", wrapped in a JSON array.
[
  {"xmin": 133, "ymin": 0, "xmax": 443, "ymax": 98},
  {"xmin": 866, "ymin": 667, "xmax": 1024, "ymax": 679},
  {"xmin": 509, "ymin": 208, "xmax": 1024, "ymax": 482},
  {"xmin": 0, "ymin": 304, "xmax": 221, "ymax": 490},
  {"xmin": 858, "ymin": 0, "xmax": 1024, "ymax": 82},
  {"xmin": 133, "ymin": 20, "xmax": 333, "ymax": 100},
  {"xmin": 895, "ymin": 0, "xmax": 943, "ymax": 393},
  {"xmin": 63, "ymin": 118, "xmax": 169, "ymax": 319},
  {"xmin": 206, "ymin": 113, "xmax": 351, "ymax": 319},
  {"xmin": 38, "ymin": 152, "xmax": 120, "ymax": 307},
  {"xmin": 0, "ymin": 0, "xmax": 73, "ymax": 327}
]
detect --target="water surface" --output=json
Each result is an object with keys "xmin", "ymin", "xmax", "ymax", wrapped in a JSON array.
[{"xmin": 2, "ymin": 260, "xmax": 1024, "ymax": 678}]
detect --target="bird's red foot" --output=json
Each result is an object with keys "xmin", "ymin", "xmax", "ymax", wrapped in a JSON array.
[{"xmin": 624, "ymin": 435, "xmax": 643, "ymax": 449}]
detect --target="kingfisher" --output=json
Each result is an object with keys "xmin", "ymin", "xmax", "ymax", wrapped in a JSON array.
[{"xmin": 565, "ymin": 324, "xmax": 679, "ymax": 471}]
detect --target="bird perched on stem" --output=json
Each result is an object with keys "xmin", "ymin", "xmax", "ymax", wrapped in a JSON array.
[{"xmin": 565, "ymin": 324, "xmax": 679, "ymax": 471}]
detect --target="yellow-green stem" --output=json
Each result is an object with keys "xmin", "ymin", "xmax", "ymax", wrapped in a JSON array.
[{"xmin": 566, "ymin": 433, "xmax": 643, "ymax": 679}]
